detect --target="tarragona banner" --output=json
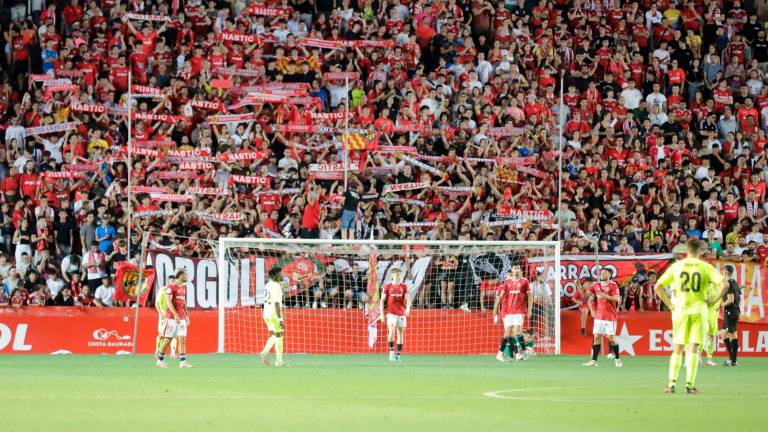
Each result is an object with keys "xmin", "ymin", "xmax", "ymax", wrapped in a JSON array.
[
  {"xmin": 710, "ymin": 260, "xmax": 768, "ymax": 324},
  {"xmin": 529, "ymin": 255, "xmax": 768, "ymax": 325},
  {"xmin": 528, "ymin": 254, "xmax": 674, "ymax": 308}
]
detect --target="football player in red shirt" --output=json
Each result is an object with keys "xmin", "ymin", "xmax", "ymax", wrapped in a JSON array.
[
  {"xmin": 583, "ymin": 269, "xmax": 623, "ymax": 367},
  {"xmin": 156, "ymin": 268, "xmax": 193, "ymax": 368},
  {"xmin": 379, "ymin": 268, "xmax": 412, "ymax": 362},
  {"xmin": 154, "ymin": 274, "xmax": 177, "ymax": 359},
  {"xmin": 493, "ymin": 265, "xmax": 532, "ymax": 362},
  {"xmin": 572, "ymin": 278, "xmax": 593, "ymax": 337}
]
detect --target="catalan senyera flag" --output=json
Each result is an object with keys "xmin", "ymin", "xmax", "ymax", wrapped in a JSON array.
[
  {"xmin": 367, "ymin": 250, "xmax": 380, "ymax": 348},
  {"xmin": 114, "ymin": 261, "xmax": 156, "ymax": 306},
  {"xmin": 342, "ymin": 132, "xmax": 379, "ymax": 151}
]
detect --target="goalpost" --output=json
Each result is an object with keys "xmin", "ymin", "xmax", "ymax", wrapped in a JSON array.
[{"xmin": 216, "ymin": 239, "xmax": 561, "ymax": 355}]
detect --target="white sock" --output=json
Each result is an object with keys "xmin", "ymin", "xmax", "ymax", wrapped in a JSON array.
[
  {"xmin": 262, "ymin": 335, "xmax": 277, "ymax": 355},
  {"xmin": 276, "ymin": 336, "xmax": 284, "ymax": 362}
]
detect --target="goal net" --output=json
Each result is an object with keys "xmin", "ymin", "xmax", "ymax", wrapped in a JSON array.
[{"xmin": 217, "ymin": 239, "xmax": 561, "ymax": 355}]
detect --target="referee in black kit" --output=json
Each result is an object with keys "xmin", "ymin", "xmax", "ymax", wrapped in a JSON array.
[{"xmin": 722, "ymin": 265, "xmax": 742, "ymax": 367}]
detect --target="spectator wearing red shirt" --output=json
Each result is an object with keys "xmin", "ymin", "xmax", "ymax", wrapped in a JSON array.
[
  {"xmin": 124, "ymin": 18, "xmax": 168, "ymax": 57},
  {"xmin": 109, "ymin": 56, "xmax": 130, "ymax": 92},
  {"xmin": 62, "ymin": 0, "xmax": 84, "ymax": 35},
  {"xmin": 300, "ymin": 187, "xmax": 321, "ymax": 239},
  {"xmin": 744, "ymin": 172, "xmax": 767, "ymax": 202},
  {"xmin": 737, "ymin": 98, "xmax": 760, "ymax": 130},
  {"xmin": 18, "ymin": 161, "xmax": 39, "ymax": 199}
]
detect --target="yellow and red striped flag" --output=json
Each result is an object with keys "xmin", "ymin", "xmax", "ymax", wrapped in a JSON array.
[{"xmin": 342, "ymin": 132, "xmax": 379, "ymax": 150}]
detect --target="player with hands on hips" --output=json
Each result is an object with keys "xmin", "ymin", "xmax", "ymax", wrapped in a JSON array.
[
  {"xmin": 380, "ymin": 268, "xmax": 412, "ymax": 362},
  {"xmin": 494, "ymin": 265, "xmax": 532, "ymax": 362}
]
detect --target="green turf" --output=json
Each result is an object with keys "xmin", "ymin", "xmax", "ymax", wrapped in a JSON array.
[{"xmin": 0, "ymin": 354, "xmax": 765, "ymax": 432}]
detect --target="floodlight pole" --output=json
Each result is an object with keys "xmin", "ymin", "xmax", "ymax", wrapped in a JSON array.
[
  {"xmin": 127, "ymin": 70, "xmax": 133, "ymax": 261},
  {"xmin": 343, "ymin": 74, "xmax": 350, "ymax": 191},
  {"xmin": 557, "ymin": 73, "xmax": 564, "ymax": 244},
  {"xmin": 131, "ymin": 232, "xmax": 150, "ymax": 354}
]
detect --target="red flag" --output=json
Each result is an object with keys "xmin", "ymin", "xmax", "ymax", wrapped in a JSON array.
[
  {"xmin": 113, "ymin": 261, "xmax": 155, "ymax": 306},
  {"xmin": 367, "ymin": 251, "xmax": 380, "ymax": 348}
]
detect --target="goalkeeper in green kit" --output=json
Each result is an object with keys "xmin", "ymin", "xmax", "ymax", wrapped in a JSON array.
[
  {"xmin": 260, "ymin": 267, "xmax": 288, "ymax": 367},
  {"xmin": 654, "ymin": 239, "xmax": 728, "ymax": 394}
]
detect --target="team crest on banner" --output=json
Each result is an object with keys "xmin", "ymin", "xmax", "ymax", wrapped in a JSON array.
[
  {"xmin": 114, "ymin": 262, "xmax": 156, "ymax": 306},
  {"xmin": 273, "ymin": 256, "xmax": 326, "ymax": 297}
]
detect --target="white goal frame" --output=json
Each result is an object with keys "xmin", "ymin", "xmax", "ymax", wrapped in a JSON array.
[{"xmin": 216, "ymin": 238, "xmax": 561, "ymax": 354}]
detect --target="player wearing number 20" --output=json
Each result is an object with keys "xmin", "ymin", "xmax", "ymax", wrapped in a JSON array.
[
  {"xmin": 654, "ymin": 238, "xmax": 728, "ymax": 394},
  {"xmin": 379, "ymin": 268, "xmax": 412, "ymax": 362},
  {"xmin": 494, "ymin": 265, "xmax": 532, "ymax": 362}
]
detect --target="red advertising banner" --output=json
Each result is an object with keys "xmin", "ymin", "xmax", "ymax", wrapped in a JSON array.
[
  {"xmin": 4, "ymin": 308, "xmax": 768, "ymax": 356},
  {"xmin": 0, "ymin": 308, "xmax": 498, "ymax": 355},
  {"xmin": 528, "ymin": 254, "xmax": 673, "ymax": 308},
  {"xmin": 561, "ymin": 311, "xmax": 768, "ymax": 357},
  {"xmin": 0, "ymin": 307, "xmax": 214, "ymax": 354}
]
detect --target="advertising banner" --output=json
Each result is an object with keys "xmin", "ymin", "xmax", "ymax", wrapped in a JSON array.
[
  {"xmin": 4, "ymin": 308, "xmax": 768, "ymax": 356},
  {"xmin": 561, "ymin": 311, "xmax": 768, "ymax": 356}
]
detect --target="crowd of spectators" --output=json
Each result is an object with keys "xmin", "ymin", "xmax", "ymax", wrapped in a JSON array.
[{"xmin": 2, "ymin": 0, "xmax": 768, "ymax": 308}]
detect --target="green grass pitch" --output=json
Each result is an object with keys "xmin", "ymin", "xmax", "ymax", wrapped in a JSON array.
[{"xmin": 1, "ymin": 354, "xmax": 766, "ymax": 431}]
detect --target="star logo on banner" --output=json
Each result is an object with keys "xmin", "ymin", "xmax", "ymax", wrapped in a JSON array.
[{"xmin": 615, "ymin": 323, "xmax": 643, "ymax": 356}]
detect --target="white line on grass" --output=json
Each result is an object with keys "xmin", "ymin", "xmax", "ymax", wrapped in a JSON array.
[
  {"xmin": 0, "ymin": 394, "xmax": 476, "ymax": 401},
  {"xmin": 482, "ymin": 387, "xmax": 767, "ymax": 405}
]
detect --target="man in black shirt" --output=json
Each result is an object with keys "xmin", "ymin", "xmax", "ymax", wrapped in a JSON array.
[
  {"xmin": 752, "ymin": 30, "xmax": 768, "ymax": 73},
  {"xmin": 322, "ymin": 263, "xmax": 345, "ymax": 308},
  {"xmin": 344, "ymin": 262, "xmax": 369, "ymax": 309},
  {"xmin": 744, "ymin": 16, "xmax": 764, "ymax": 44},
  {"xmin": 698, "ymin": 113, "xmax": 719, "ymax": 138},
  {"xmin": 722, "ymin": 265, "xmax": 742, "ymax": 366},
  {"xmin": 53, "ymin": 209, "xmax": 75, "ymax": 258},
  {"xmin": 341, "ymin": 178, "xmax": 364, "ymax": 240},
  {"xmin": 599, "ymin": 73, "xmax": 621, "ymax": 98}
]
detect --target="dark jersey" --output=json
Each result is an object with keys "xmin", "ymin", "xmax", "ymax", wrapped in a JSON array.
[
  {"xmin": 725, "ymin": 279, "xmax": 741, "ymax": 313},
  {"xmin": 343, "ymin": 190, "xmax": 361, "ymax": 212}
]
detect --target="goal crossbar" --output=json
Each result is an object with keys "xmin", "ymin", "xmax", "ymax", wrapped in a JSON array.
[{"xmin": 216, "ymin": 239, "xmax": 561, "ymax": 354}]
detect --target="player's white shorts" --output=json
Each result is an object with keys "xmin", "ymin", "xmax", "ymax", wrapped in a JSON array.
[
  {"xmin": 157, "ymin": 316, "xmax": 166, "ymax": 334},
  {"xmin": 386, "ymin": 314, "xmax": 407, "ymax": 328},
  {"xmin": 162, "ymin": 318, "xmax": 188, "ymax": 338},
  {"xmin": 592, "ymin": 319, "xmax": 617, "ymax": 336},
  {"xmin": 503, "ymin": 314, "xmax": 525, "ymax": 328}
]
